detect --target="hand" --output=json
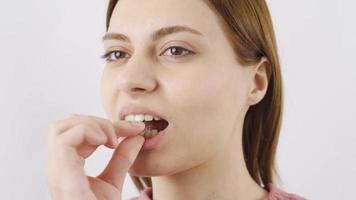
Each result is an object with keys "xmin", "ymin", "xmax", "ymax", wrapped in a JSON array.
[{"xmin": 43, "ymin": 114, "xmax": 146, "ymax": 200}]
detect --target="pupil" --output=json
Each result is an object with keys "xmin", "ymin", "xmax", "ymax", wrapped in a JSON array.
[{"xmin": 171, "ymin": 47, "xmax": 182, "ymax": 55}]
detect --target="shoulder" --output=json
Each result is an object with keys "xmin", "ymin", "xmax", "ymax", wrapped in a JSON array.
[
  {"xmin": 263, "ymin": 182, "xmax": 307, "ymax": 200},
  {"xmin": 128, "ymin": 183, "xmax": 307, "ymax": 200}
]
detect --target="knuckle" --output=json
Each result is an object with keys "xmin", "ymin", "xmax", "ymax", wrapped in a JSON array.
[
  {"xmin": 69, "ymin": 113, "xmax": 79, "ymax": 117},
  {"xmin": 55, "ymin": 135, "xmax": 67, "ymax": 146},
  {"xmin": 48, "ymin": 121, "xmax": 61, "ymax": 134},
  {"xmin": 98, "ymin": 133, "xmax": 108, "ymax": 144},
  {"xmin": 70, "ymin": 114, "xmax": 93, "ymax": 124},
  {"xmin": 65, "ymin": 114, "xmax": 78, "ymax": 121},
  {"xmin": 76, "ymin": 123, "xmax": 91, "ymax": 133},
  {"xmin": 65, "ymin": 113, "xmax": 82, "ymax": 121},
  {"xmin": 55, "ymin": 123, "xmax": 92, "ymax": 146},
  {"xmin": 106, "ymin": 122, "xmax": 116, "ymax": 135}
]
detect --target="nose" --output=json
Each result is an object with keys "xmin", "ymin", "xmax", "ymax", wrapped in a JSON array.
[{"xmin": 115, "ymin": 55, "xmax": 157, "ymax": 96}]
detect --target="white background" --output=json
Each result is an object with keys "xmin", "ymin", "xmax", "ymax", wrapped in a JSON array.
[{"xmin": 0, "ymin": 0, "xmax": 355, "ymax": 199}]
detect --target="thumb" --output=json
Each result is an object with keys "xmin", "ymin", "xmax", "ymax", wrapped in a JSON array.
[{"xmin": 97, "ymin": 135, "xmax": 145, "ymax": 191}]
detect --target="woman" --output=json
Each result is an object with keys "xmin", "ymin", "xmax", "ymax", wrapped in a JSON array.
[{"xmin": 44, "ymin": 0, "xmax": 306, "ymax": 199}]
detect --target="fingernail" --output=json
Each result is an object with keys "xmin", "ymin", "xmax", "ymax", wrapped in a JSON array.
[
  {"xmin": 112, "ymin": 138, "xmax": 119, "ymax": 148},
  {"xmin": 129, "ymin": 122, "xmax": 145, "ymax": 130}
]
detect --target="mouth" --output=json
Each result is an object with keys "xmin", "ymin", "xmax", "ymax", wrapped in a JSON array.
[
  {"xmin": 139, "ymin": 118, "xmax": 169, "ymax": 138},
  {"xmin": 119, "ymin": 104, "xmax": 170, "ymax": 139}
]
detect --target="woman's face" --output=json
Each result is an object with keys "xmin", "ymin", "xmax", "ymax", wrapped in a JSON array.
[{"xmin": 100, "ymin": 0, "xmax": 253, "ymax": 176}]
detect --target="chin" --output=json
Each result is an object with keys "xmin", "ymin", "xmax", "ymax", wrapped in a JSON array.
[
  {"xmin": 129, "ymin": 160, "xmax": 182, "ymax": 177},
  {"xmin": 128, "ymin": 166, "xmax": 164, "ymax": 177}
]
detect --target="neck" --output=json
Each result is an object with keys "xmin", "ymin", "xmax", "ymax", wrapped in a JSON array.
[{"xmin": 151, "ymin": 125, "xmax": 268, "ymax": 200}]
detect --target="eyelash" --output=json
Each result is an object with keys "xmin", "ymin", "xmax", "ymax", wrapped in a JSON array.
[{"xmin": 100, "ymin": 46, "xmax": 195, "ymax": 62}]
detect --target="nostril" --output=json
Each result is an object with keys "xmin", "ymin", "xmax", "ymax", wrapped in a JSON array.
[
  {"xmin": 131, "ymin": 88, "xmax": 145, "ymax": 93},
  {"xmin": 144, "ymin": 119, "xmax": 169, "ymax": 132}
]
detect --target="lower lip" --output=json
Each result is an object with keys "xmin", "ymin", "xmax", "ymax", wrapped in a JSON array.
[{"xmin": 141, "ymin": 126, "xmax": 169, "ymax": 150}]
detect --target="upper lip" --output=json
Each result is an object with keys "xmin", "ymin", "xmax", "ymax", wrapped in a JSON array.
[{"xmin": 119, "ymin": 103, "xmax": 167, "ymax": 121}]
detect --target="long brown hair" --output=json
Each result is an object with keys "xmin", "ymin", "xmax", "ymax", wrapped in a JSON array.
[{"xmin": 105, "ymin": 0, "xmax": 283, "ymax": 192}]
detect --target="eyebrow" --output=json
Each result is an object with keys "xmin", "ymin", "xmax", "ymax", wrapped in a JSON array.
[{"xmin": 102, "ymin": 25, "xmax": 203, "ymax": 42}]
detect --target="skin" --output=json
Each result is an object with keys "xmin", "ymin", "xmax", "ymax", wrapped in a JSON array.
[
  {"xmin": 44, "ymin": 113, "xmax": 146, "ymax": 199},
  {"xmin": 100, "ymin": 0, "xmax": 270, "ymax": 199},
  {"xmin": 43, "ymin": 0, "xmax": 270, "ymax": 199}
]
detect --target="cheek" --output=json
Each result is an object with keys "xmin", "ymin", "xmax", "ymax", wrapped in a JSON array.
[
  {"xmin": 100, "ymin": 70, "xmax": 116, "ymax": 120},
  {"xmin": 169, "ymin": 67, "xmax": 227, "ymax": 118},
  {"xmin": 166, "ymin": 65, "xmax": 234, "ymax": 149}
]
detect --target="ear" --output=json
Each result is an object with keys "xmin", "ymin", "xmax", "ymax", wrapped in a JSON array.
[{"xmin": 246, "ymin": 57, "xmax": 270, "ymax": 106}]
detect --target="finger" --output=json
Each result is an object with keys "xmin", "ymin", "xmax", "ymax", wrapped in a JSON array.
[
  {"xmin": 53, "ymin": 114, "xmax": 145, "ymax": 148},
  {"xmin": 49, "ymin": 114, "xmax": 114, "ymax": 148},
  {"xmin": 58, "ymin": 123, "xmax": 107, "ymax": 149},
  {"xmin": 112, "ymin": 119, "xmax": 146, "ymax": 137},
  {"xmin": 50, "ymin": 114, "xmax": 103, "ymax": 134},
  {"xmin": 97, "ymin": 135, "xmax": 145, "ymax": 191},
  {"xmin": 48, "ymin": 121, "xmax": 105, "ymax": 158},
  {"xmin": 55, "ymin": 123, "xmax": 108, "ymax": 159},
  {"xmin": 77, "ymin": 115, "xmax": 146, "ymax": 145}
]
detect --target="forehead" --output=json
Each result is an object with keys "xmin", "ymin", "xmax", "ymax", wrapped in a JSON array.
[{"xmin": 108, "ymin": 0, "xmax": 220, "ymax": 38}]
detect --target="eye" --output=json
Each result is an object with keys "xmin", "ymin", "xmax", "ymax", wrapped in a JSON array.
[
  {"xmin": 160, "ymin": 46, "xmax": 195, "ymax": 58},
  {"xmin": 100, "ymin": 50, "xmax": 130, "ymax": 62}
]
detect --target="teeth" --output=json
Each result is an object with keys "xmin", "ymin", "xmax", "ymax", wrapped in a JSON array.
[
  {"xmin": 124, "ymin": 115, "xmax": 135, "ymax": 121},
  {"xmin": 145, "ymin": 115, "xmax": 154, "ymax": 121},
  {"xmin": 134, "ymin": 114, "xmax": 145, "ymax": 122},
  {"xmin": 124, "ymin": 114, "xmax": 163, "ymax": 139},
  {"xmin": 124, "ymin": 114, "xmax": 161, "ymax": 122}
]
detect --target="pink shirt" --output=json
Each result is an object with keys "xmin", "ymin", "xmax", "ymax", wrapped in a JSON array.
[{"xmin": 129, "ymin": 182, "xmax": 306, "ymax": 200}]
